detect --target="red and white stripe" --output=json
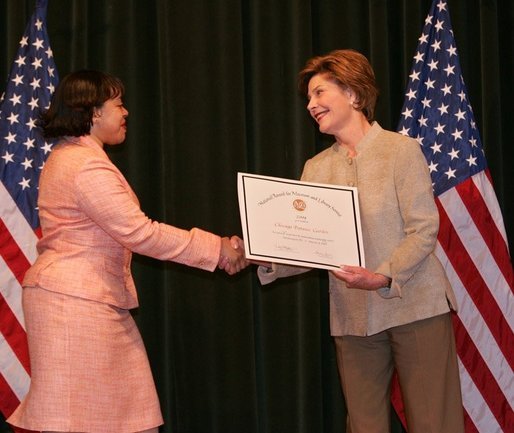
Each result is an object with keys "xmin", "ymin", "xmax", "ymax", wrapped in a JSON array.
[
  {"xmin": 435, "ymin": 169, "xmax": 514, "ymax": 432},
  {"xmin": 0, "ymin": 181, "xmax": 38, "ymax": 418}
]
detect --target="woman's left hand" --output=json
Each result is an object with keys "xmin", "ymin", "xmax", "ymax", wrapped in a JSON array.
[{"xmin": 331, "ymin": 265, "xmax": 390, "ymax": 291}]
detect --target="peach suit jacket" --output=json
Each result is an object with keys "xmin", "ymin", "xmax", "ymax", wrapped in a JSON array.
[{"xmin": 23, "ymin": 135, "xmax": 221, "ymax": 309}]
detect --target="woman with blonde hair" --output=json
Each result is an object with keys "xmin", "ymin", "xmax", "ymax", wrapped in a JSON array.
[{"xmin": 256, "ymin": 49, "xmax": 465, "ymax": 433}]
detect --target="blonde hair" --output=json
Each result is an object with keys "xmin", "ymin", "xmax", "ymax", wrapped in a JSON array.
[{"xmin": 298, "ymin": 49, "xmax": 379, "ymax": 122}]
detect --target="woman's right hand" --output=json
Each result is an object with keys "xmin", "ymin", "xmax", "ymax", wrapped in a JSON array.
[
  {"xmin": 228, "ymin": 236, "xmax": 272, "ymax": 269},
  {"xmin": 218, "ymin": 236, "xmax": 249, "ymax": 275}
]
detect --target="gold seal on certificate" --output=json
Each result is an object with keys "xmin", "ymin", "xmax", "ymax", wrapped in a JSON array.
[{"xmin": 237, "ymin": 172, "xmax": 365, "ymax": 270}]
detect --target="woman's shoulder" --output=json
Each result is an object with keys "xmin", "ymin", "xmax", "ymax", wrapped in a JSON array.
[
  {"xmin": 307, "ymin": 143, "xmax": 339, "ymax": 163},
  {"xmin": 366, "ymin": 127, "xmax": 423, "ymax": 165},
  {"xmin": 43, "ymin": 140, "xmax": 113, "ymax": 182},
  {"xmin": 375, "ymin": 125, "xmax": 419, "ymax": 149},
  {"xmin": 50, "ymin": 137, "xmax": 108, "ymax": 162}
]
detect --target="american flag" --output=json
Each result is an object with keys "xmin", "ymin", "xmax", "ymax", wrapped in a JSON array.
[
  {"xmin": 0, "ymin": 0, "xmax": 59, "ymax": 420},
  {"xmin": 396, "ymin": 0, "xmax": 514, "ymax": 431}
]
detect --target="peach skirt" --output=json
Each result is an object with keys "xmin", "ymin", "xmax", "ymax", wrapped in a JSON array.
[{"xmin": 7, "ymin": 286, "xmax": 163, "ymax": 433}]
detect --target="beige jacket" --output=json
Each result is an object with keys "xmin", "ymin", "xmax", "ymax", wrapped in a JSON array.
[
  {"xmin": 258, "ymin": 122, "xmax": 457, "ymax": 336},
  {"xmin": 24, "ymin": 135, "xmax": 220, "ymax": 309}
]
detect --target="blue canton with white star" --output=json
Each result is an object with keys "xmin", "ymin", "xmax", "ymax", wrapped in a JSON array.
[
  {"xmin": 397, "ymin": 0, "xmax": 486, "ymax": 197},
  {"xmin": 0, "ymin": 0, "xmax": 59, "ymax": 230}
]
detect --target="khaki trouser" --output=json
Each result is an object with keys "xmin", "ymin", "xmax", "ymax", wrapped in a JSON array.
[{"xmin": 334, "ymin": 313, "xmax": 465, "ymax": 433}]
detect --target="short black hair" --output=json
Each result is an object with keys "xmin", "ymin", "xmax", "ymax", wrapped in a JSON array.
[{"xmin": 41, "ymin": 70, "xmax": 124, "ymax": 138}]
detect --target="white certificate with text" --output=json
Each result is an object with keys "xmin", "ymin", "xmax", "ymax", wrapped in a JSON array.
[{"xmin": 237, "ymin": 172, "xmax": 365, "ymax": 270}]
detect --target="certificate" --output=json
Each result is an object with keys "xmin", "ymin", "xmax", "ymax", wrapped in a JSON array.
[{"xmin": 237, "ymin": 172, "xmax": 365, "ymax": 270}]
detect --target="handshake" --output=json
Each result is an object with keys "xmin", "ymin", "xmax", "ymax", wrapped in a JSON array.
[{"xmin": 217, "ymin": 235, "xmax": 249, "ymax": 275}]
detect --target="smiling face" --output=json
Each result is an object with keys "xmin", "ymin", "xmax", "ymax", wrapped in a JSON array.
[
  {"xmin": 90, "ymin": 96, "xmax": 129, "ymax": 146},
  {"xmin": 306, "ymin": 73, "xmax": 356, "ymax": 136}
]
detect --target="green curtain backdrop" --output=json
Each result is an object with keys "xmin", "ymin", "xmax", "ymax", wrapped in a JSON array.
[{"xmin": 1, "ymin": 1, "xmax": 513, "ymax": 432}]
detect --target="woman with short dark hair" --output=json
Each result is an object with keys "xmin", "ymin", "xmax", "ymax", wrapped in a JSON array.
[{"xmin": 7, "ymin": 69, "xmax": 247, "ymax": 433}]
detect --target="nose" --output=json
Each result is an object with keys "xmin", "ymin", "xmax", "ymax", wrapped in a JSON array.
[{"xmin": 307, "ymin": 97, "xmax": 315, "ymax": 112}]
